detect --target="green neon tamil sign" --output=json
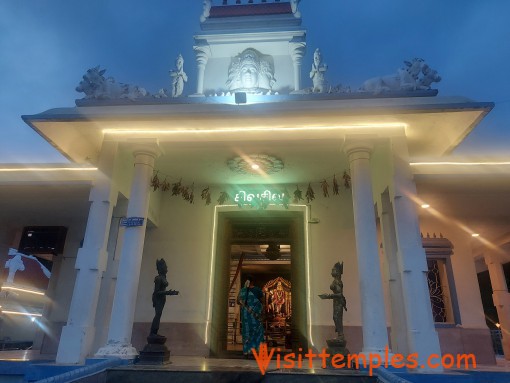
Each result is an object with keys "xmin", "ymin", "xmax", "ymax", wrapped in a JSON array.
[{"xmin": 234, "ymin": 188, "xmax": 289, "ymax": 209}]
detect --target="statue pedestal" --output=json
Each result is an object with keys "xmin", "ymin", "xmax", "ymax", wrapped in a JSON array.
[
  {"xmin": 137, "ymin": 335, "xmax": 171, "ymax": 365},
  {"xmin": 326, "ymin": 335, "xmax": 351, "ymax": 369}
]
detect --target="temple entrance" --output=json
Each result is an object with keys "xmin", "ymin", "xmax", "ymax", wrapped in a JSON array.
[
  {"xmin": 209, "ymin": 209, "xmax": 308, "ymax": 357},
  {"xmin": 226, "ymin": 245, "xmax": 293, "ymax": 352}
]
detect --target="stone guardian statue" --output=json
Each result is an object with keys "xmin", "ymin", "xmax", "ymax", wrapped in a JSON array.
[
  {"xmin": 150, "ymin": 258, "xmax": 179, "ymax": 336},
  {"xmin": 138, "ymin": 258, "xmax": 179, "ymax": 365},
  {"xmin": 319, "ymin": 262, "xmax": 349, "ymax": 363}
]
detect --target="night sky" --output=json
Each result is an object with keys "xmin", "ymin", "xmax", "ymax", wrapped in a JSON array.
[{"xmin": 1, "ymin": 0, "xmax": 509, "ymax": 162}]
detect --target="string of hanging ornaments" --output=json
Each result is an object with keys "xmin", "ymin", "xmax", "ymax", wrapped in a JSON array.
[{"xmin": 149, "ymin": 171, "xmax": 351, "ymax": 209}]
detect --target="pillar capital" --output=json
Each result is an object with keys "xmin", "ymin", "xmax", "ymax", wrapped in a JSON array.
[
  {"xmin": 126, "ymin": 139, "xmax": 163, "ymax": 161},
  {"xmin": 484, "ymin": 251, "xmax": 506, "ymax": 265},
  {"xmin": 193, "ymin": 44, "xmax": 211, "ymax": 67},
  {"xmin": 485, "ymin": 252, "xmax": 509, "ymax": 292},
  {"xmin": 289, "ymin": 40, "xmax": 306, "ymax": 65},
  {"xmin": 344, "ymin": 139, "xmax": 374, "ymax": 162}
]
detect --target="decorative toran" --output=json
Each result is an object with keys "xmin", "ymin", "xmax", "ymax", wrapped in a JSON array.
[{"xmin": 150, "ymin": 171, "xmax": 351, "ymax": 209}]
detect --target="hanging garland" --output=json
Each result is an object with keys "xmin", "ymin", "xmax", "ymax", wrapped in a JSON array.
[
  {"xmin": 305, "ymin": 183, "xmax": 315, "ymax": 203},
  {"xmin": 201, "ymin": 187, "xmax": 212, "ymax": 205},
  {"xmin": 149, "ymin": 169, "xmax": 351, "ymax": 208}
]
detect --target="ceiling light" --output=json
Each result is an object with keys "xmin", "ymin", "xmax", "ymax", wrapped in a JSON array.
[
  {"xmin": 421, "ymin": 204, "xmax": 430, "ymax": 209},
  {"xmin": 471, "ymin": 233, "xmax": 480, "ymax": 237},
  {"xmin": 227, "ymin": 154, "xmax": 284, "ymax": 175}
]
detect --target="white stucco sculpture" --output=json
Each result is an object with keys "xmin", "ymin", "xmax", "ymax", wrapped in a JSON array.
[
  {"xmin": 5, "ymin": 249, "xmax": 25, "ymax": 283},
  {"xmin": 310, "ymin": 48, "xmax": 328, "ymax": 93},
  {"xmin": 290, "ymin": 0, "xmax": 301, "ymax": 18},
  {"xmin": 200, "ymin": 0, "xmax": 212, "ymax": 22},
  {"xmin": 359, "ymin": 58, "xmax": 432, "ymax": 93},
  {"xmin": 226, "ymin": 48, "xmax": 276, "ymax": 93},
  {"xmin": 76, "ymin": 66, "xmax": 148, "ymax": 100},
  {"xmin": 170, "ymin": 54, "xmax": 188, "ymax": 97},
  {"xmin": 417, "ymin": 65, "xmax": 441, "ymax": 90}
]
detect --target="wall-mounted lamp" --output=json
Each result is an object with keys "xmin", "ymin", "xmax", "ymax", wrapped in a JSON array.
[{"xmin": 234, "ymin": 92, "xmax": 247, "ymax": 104}]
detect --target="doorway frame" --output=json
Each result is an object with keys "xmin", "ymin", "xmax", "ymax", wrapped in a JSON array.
[{"xmin": 205, "ymin": 204, "xmax": 312, "ymax": 356}]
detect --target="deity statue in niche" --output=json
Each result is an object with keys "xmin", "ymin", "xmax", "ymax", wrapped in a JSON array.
[
  {"xmin": 270, "ymin": 281, "xmax": 286, "ymax": 316},
  {"xmin": 226, "ymin": 48, "xmax": 276, "ymax": 93},
  {"xmin": 263, "ymin": 277, "xmax": 291, "ymax": 318}
]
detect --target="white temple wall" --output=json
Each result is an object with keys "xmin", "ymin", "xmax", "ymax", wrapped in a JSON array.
[
  {"xmin": 418, "ymin": 205, "xmax": 496, "ymax": 364},
  {"xmin": 418, "ymin": 216, "xmax": 488, "ymax": 329},
  {"xmin": 306, "ymin": 187, "xmax": 362, "ymax": 352},
  {"xmin": 127, "ymin": 184, "xmax": 362, "ymax": 354}
]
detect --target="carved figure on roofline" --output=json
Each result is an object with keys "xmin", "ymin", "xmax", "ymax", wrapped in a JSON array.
[
  {"xmin": 319, "ymin": 262, "xmax": 347, "ymax": 337},
  {"xmin": 170, "ymin": 54, "xmax": 188, "ymax": 97},
  {"xmin": 359, "ymin": 58, "xmax": 440, "ymax": 94},
  {"xmin": 310, "ymin": 48, "xmax": 328, "ymax": 93},
  {"xmin": 226, "ymin": 48, "xmax": 276, "ymax": 94},
  {"xmin": 76, "ymin": 66, "xmax": 148, "ymax": 100},
  {"xmin": 290, "ymin": 0, "xmax": 301, "ymax": 18},
  {"xmin": 200, "ymin": 0, "xmax": 211, "ymax": 23},
  {"xmin": 417, "ymin": 65, "xmax": 441, "ymax": 90}
]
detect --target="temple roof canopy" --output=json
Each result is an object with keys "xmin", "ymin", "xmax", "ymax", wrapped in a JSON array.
[{"xmin": 22, "ymin": 96, "xmax": 492, "ymax": 170}]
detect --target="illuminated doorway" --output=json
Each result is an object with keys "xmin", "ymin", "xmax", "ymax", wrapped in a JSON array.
[
  {"xmin": 209, "ymin": 209, "xmax": 308, "ymax": 357},
  {"xmin": 226, "ymin": 244, "xmax": 293, "ymax": 352}
]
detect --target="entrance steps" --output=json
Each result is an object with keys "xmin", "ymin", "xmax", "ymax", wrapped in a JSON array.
[{"xmin": 106, "ymin": 367, "xmax": 377, "ymax": 383}]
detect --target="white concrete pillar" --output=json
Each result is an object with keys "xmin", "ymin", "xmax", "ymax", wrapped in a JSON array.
[
  {"xmin": 56, "ymin": 141, "xmax": 118, "ymax": 364},
  {"xmin": 345, "ymin": 141, "xmax": 389, "ymax": 354},
  {"xmin": 391, "ymin": 153, "xmax": 442, "ymax": 372},
  {"xmin": 378, "ymin": 191, "xmax": 409, "ymax": 356},
  {"xmin": 289, "ymin": 41, "xmax": 306, "ymax": 92},
  {"xmin": 96, "ymin": 142, "xmax": 160, "ymax": 359},
  {"xmin": 485, "ymin": 253, "xmax": 510, "ymax": 360},
  {"xmin": 193, "ymin": 44, "xmax": 211, "ymax": 95}
]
